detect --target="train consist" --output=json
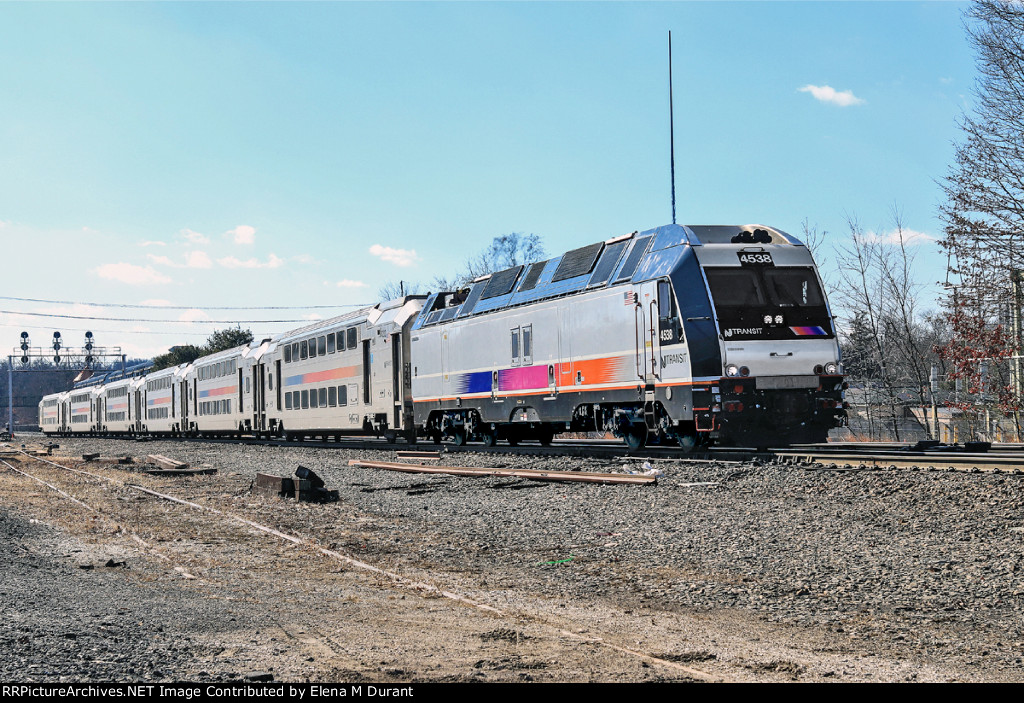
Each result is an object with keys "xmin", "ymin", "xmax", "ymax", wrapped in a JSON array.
[{"xmin": 39, "ymin": 223, "xmax": 847, "ymax": 449}]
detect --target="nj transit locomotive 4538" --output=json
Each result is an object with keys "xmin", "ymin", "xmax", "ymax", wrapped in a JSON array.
[{"xmin": 41, "ymin": 223, "xmax": 846, "ymax": 450}]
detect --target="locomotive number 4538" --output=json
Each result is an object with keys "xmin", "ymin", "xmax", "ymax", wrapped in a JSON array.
[{"xmin": 737, "ymin": 252, "xmax": 774, "ymax": 266}]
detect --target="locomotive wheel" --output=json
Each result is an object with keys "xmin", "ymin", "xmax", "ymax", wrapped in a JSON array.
[
  {"xmin": 678, "ymin": 433, "xmax": 697, "ymax": 453},
  {"xmin": 481, "ymin": 428, "xmax": 497, "ymax": 447},
  {"xmin": 452, "ymin": 427, "xmax": 467, "ymax": 446},
  {"xmin": 537, "ymin": 426, "xmax": 555, "ymax": 446},
  {"xmin": 625, "ymin": 426, "xmax": 647, "ymax": 452}
]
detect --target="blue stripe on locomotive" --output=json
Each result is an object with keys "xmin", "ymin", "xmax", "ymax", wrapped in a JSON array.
[{"xmin": 454, "ymin": 370, "xmax": 493, "ymax": 395}]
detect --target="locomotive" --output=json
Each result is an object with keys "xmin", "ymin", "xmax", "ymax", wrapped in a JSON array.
[{"xmin": 40, "ymin": 223, "xmax": 846, "ymax": 450}]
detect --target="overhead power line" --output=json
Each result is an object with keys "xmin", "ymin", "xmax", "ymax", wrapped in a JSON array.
[
  {"xmin": 0, "ymin": 295, "xmax": 370, "ymax": 310},
  {"xmin": 0, "ymin": 310, "xmax": 324, "ymax": 324}
]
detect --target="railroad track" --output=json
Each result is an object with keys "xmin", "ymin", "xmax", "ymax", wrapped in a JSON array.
[
  {"xmin": 0, "ymin": 446, "xmax": 728, "ymax": 682},
  {"xmin": 22, "ymin": 432, "xmax": 1024, "ymax": 473}
]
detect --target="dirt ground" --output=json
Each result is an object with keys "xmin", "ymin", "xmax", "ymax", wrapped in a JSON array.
[{"xmin": 1, "ymin": 438, "xmax": 1017, "ymax": 683}]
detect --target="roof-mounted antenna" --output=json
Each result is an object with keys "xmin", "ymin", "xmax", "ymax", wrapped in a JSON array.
[{"xmin": 668, "ymin": 30, "xmax": 677, "ymax": 225}]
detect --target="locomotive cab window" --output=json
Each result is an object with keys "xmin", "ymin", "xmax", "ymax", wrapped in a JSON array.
[
  {"xmin": 704, "ymin": 269, "xmax": 767, "ymax": 307},
  {"xmin": 522, "ymin": 325, "xmax": 533, "ymax": 365},
  {"xmin": 704, "ymin": 266, "xmax": 831, "ymax": 341},
  {"xmin": 763, "ymin": 268, "xmax": 824, "ymax": 307}
]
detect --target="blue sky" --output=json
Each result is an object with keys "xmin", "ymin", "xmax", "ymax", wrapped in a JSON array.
[{"xmin": 0, "ymin": 1, "xmax": 974, "ymax": 359}]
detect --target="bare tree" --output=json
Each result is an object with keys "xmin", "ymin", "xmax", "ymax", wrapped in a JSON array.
[
  {"xmin": 939, "ymin": 0, "xmax": 1024, "ymax": 439},
  {"xmin": 835, "ymin": 211, "xmax": 948, "ymax": 440},
  {"xmin": 382, "ymin": 233, "xmax": 546, "ymax": 301}
]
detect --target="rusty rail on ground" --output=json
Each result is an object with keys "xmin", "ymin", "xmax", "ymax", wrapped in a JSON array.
[{"xmin": 347, "ymin": 459, "xmax": 656, "ymax": 484}]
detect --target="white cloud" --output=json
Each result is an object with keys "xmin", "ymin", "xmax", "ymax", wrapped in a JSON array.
[
  {"xmin": 227, "ymin": 225, "xmax": 256, "ymax": 245},
  {"xmin": 293, "ymin": 254, "xmax": 315, "ymax": 265},
  {"xmin": 940, "ymin": 76, "xmax": 954, "ymax": 85},
  {"xmin": 178, "ymin": 309, "xmax": 209, "ymax": 323},
  {"xmin": 865, "ymin": 228, "xmax": 936, "ymax": 246},
  {"xmin": 186, "ymin": 250, "xmax": 213, "ymax": 268},
  {"xmin": 94, "ymin": 262, "xmax": 172, "ymax": 285},
  {"xmin": 217, "ymin": 253, "xmax": 284, "ymax": 269},
  {"xmin": 139, "ymin": 240, "xmax": 166, "ymax": 247},
  {"xmin": 147, "ymin": 254, "xmax": 176, "ymax": 267},
  {"xmin": 302, "ymin": 313, "xmax": 322, "ymax": 321},
  {"xmin": 369, "ymin": 244, "xmax": 419, "ymax": 267},
  {"xmin": 335, "ymin": 279, "xmax": 368, "ymax": 288},
  {"xmin": 181, "ymin": 228, "xmax": 210, "ymax": 245},
  {"xmin": 798, "ymin": 84, "xmax": 865, "ymax": 107},
  {"xmin": 0, "ymin": 220, "xmax": 9, "ymax": 229},
  {"xmin": 147, "ymin": 251, "xmax": 213, "ymax": 268}
]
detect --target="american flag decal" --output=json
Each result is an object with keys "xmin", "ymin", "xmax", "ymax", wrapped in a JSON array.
[{"xmin": 624, "ymin": 292, "xmax": 635, "ymax": 306}]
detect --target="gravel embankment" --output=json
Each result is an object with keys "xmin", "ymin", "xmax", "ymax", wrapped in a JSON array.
[{"xmin": 6, "ymin": 435, "xmax": 1024, "ymax": 680}]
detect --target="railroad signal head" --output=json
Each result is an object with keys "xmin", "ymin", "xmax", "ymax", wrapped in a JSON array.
[
  {"xmin": 20, "ymin": 355, "xmax": 28, "ymax": 364},
  {"xmin": 52, "ymin": 331, "xmax": 61, "ymax": 351},
  {"xmin": 53, "ymin": 354, "xmax": 60, "ymax": 364}
]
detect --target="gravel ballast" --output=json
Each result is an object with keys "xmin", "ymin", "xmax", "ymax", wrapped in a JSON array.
[{"xmin": 3, "ymin": 435, "xmax": 1023, "ymax": 682}]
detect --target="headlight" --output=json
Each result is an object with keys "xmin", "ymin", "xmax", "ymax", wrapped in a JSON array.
[
  {"xmin": 824, "ymin": 362, "xmax": 839, "ymax": 374},
  {"xmin": 813, "ymin": 364, "xmax": 824, "ymax": 374},
  {"xmin": 739, "ymin": 366, "xmax": 750, "ymax": 376},
  {"xmin": 725, "ymin": 364, "xmax": 739, "ymax": 377}
]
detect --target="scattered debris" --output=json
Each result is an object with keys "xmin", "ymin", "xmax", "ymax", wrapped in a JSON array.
[{"xmin": 254, "ymin": 470, "xmax": 338, "ymax": 503}]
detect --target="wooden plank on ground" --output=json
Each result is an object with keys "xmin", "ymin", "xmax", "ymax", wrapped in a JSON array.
[
  {"xmin": 146, "ymin": 454, "xmax": 189, "ymax": 471},
  {"xmin": 140, "ymin": 466, "xmax": 216, "ymax": 476},
  {"xmin": 347, "ymin": 459, "xmax": 656, "ymax": 485}
]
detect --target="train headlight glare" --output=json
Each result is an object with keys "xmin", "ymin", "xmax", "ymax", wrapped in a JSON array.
[
  {"xmin": 725, "ymin": 364, "xmax": 739, "ymax": 377},
  {"xmin": 824, "ymin": 362, "xmax": 839, "ymax": 374},
  {"xmin": 763, "ymin": 315, "xmax": 772, "ymax": 324}
]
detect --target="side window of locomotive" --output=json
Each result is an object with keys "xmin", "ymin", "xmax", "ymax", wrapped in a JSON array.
[
  {"xmin": 704, "ymin": 269, "xmax": 767, "ymax": 307},
  {"xmin": 336, "ymin": 331, "xmax": 344, "ymax": 352},
  {"xmin": 308, "ymin": 338, "xmax": 317, "ymax": 358},
  {"xmin": 327, "ymin": 334, "xmax": 336, "ymax": 354},
  {"xmin": 511, "ymin": 328, "xmax": 521, "ymax": 366},
  {"xmin": 338, "ymin": 384, "xmax": 348, "ymax": 406},
  {"xmin": 763, "ymin": 268, "xmax": 824, "ymax": 307},
  {"xmin": 318, "ymin": 336, "xmax": 327, "ymax": 356},
  {"xmin": 284, "ymin": 345, "xmax": 292, "ymax": 363},
  {"xmin": 657, "ymin": 280, "xmax": 683, "ymax": 342},
  {"xmin": 285, "ymin": 393, "xmax": 292, "ymax": 410},
  {"xmin": 522, "ymin": 325, "xmax": 533, "ymax": 365},
  {"xmin": 328, "ymin": 386, "xmax": 337, "ymax": 407},
  {"xmin": 300, "ymin": 341, "xmax": 308, "ymax": 360},
  {"xmin": 318, "ymin": 388, "xmax": 327, "ymax": 407},
  {"xmin": 347, "ymin": 327, "xmax": 357, "ymax": 349}
]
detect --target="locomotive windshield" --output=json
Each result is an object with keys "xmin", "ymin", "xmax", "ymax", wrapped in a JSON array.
[{"xmin": 704, "ymin": 267, "xmax": 832, "ymax": 340}]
